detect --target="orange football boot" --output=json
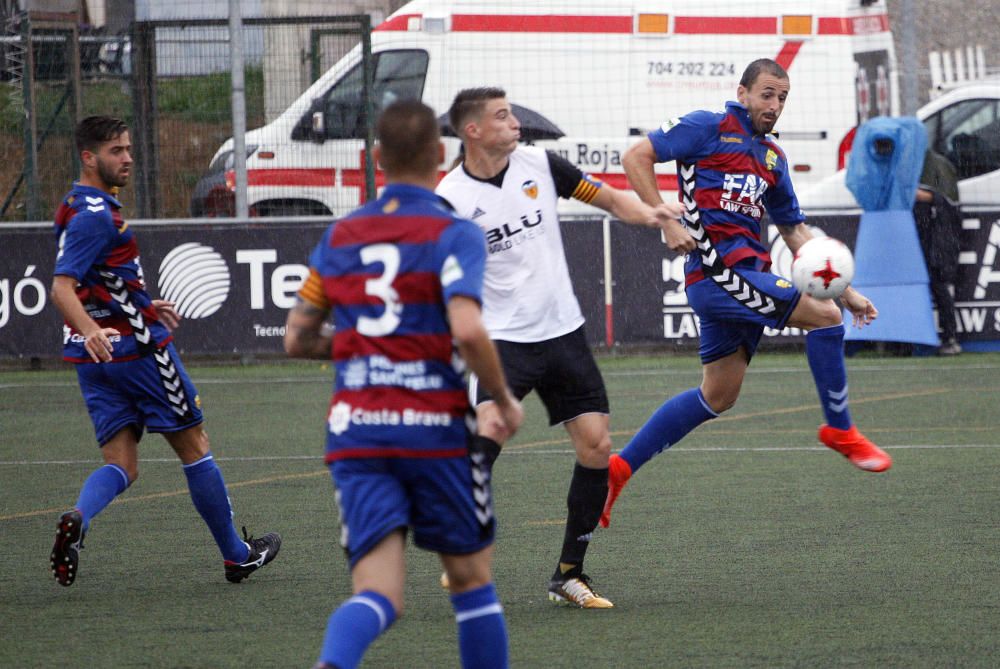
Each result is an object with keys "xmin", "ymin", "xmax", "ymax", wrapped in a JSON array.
[{"xmin": 819, "ymin": 424, "xmax": 892, "ymax": 472}]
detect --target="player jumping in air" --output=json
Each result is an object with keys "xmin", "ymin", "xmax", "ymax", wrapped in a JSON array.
[{"xmin": 602, "ymin": 58, "xmax": 891, "ymax": 529}]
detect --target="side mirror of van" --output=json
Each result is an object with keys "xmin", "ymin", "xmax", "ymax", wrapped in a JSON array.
[
  {"xmin": 311, "ymin": 111, "xmax": 326, "ymax": 141},
  {"xmin": 292, "ymin": 99, "xmax": 327, "ymax": 143}
]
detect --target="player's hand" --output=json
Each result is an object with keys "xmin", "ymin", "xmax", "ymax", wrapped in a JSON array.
[
  {"xmin": 841, "ymin": 287, "xmax": 878, "ymax": 328},
  {"xmin": 661, "ymin": 218, "xmax": 697, "ymax": 254},
  {"xmin": 152, "ymin": 300, "xmax": 180, "ymax": 331},
  {"xmin": 654, "ymin": 201, "xmax": 684, "ymax": 221},
  {"xmin": 83, "ymin": 327, "xmax": 121, "ymax": 363},
  {"xmin": 490, "ymin": 393, "xmax": 524, "ymax": 442}
]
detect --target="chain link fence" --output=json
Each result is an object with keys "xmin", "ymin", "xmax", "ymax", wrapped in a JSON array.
[{"xmin": 0, "ymin": 10, "xmax": 373, "ymax": 222}]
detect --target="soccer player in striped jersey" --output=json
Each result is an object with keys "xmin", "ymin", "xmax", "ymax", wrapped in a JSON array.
[
  {"xmin": 284, "ymin": 100, "xmax": 523, "ymax": 669},
  {"xmin": 436, "ymin": 87, "xmax": 684, "ymax": 609},
  {"xmin": 602, "ymin": 58, "xmax": 891, "ymax": 528},
  {"xmin": 48, "ymin": 116, "xmax": 280, "ymax": 587}
]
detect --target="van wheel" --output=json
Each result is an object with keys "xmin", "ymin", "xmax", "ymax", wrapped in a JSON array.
[{"xmin": 251, "ymin": 199, "xmax": 331, "ymax": 217}]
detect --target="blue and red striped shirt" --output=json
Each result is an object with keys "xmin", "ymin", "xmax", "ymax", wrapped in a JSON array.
[
  {"xmin": 300, "ymin": 183, "xmax": 487, "ymax": 462},
  {"xmin": 53, "ymin": 184, "xmax": 171, "ymax": 363},
  {"xmin": 649, "ymin": 101, "xmax": 805, "ymax": 285}
]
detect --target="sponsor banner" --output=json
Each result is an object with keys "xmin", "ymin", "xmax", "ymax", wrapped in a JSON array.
[
  {"xmin": 0, "ymin": 221, "xmax": 328, "ymax": 359},
  {"xmin": 565, "ymin": 209, "xmax": 1000, "ymax": 348},
  {"xmin": 3, "ymin": 210, "xmax": 1000, "ymax": 359}
]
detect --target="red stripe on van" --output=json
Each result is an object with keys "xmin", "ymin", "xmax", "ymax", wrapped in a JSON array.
[
  {"xmin": 774, "ymin": 41, "xmax": 804, "ymax": 70},
  {"xmin": 451, "ymin": 15, "xmax": 632, "ymax": 33},
  {"xmin": 341, "ymin": 168, "xmax": 387, "ymax": 203},
  {"xmin": 595, "ymin": 173, "xmax": 679, "ymax": 192},
  {"xmin": 375, "ymin": 13, "xmax": 890, "ymax": 36},
  {"xmin": 817, "ymin": 14, "xmax": 889, "ymax": 35},
  {"xmin": 241, "ymin": 168, "xmax": 336, "ymax": 187},
  {"xmin": 374, "ymin": 14, "xmax": 421, "ymax": 32},
  {"xmin": 674, "ymin": 16, "xmax": 776, "ymax": 34}
]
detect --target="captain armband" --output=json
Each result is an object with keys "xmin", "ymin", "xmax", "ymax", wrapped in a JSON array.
[
  {"xmin": 297, "ymin": 268, "xmax": 331, "ymax": 311},
  {"xmin": 571, "ymin": 175, "xmax": 603, "ymax": 204}
]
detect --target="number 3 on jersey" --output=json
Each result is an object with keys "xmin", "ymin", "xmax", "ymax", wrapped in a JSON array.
[{"xmin": 357, "ymin": 243, "xmax": 403, "ymax": 337}]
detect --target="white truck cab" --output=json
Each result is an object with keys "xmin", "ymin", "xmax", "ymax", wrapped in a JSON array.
[
  {"xmin": 800, "ymin": 81, "xmax": 1000, "ymax": 210},
  {"xmin": 192, "ymin": 0, "xmax": 897, "ymax": 218}
]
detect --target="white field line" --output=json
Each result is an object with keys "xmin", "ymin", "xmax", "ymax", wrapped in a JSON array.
[
  {"xmin": 3, "ymin": 362, "xmax": 1000, "ymax": 390},
  {"xmin": 3, "ymin": 442, "xmax": 999, "ymax": 466}
]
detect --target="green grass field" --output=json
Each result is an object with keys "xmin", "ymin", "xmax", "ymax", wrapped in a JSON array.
[{"xmin": 2, "ymin": 353, "xmax": 999, "ymax": 668}]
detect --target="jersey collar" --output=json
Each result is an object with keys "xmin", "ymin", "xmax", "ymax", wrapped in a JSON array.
[{"xmin": 70, "ymin": 182, "xmax": 123, "ymax": 208}]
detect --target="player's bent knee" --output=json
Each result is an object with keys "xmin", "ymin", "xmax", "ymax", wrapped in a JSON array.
[{"xmin": 701, "ymin": 389, "xmax": 738, "ymax": 413}]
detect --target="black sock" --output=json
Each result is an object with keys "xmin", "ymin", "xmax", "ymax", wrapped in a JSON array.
[{"xmin": 556, "ymin": 463, "xmax": 608, "ymax": 575}]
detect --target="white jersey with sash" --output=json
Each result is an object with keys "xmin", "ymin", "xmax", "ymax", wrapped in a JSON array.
[{"xmin": 437, "ymin": 146, "xmax": 600, "ymax": 343}]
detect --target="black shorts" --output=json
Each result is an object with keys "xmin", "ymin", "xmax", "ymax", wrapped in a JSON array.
[{"xmin": 472, "ymin": 325, "xmax": 609, "ymax": 426}]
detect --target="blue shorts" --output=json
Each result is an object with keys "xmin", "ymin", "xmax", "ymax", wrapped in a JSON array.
[
  {"xmin": 330, "ymin": 450, "xmax": 495, "ymax": 569},
  {"xmin": 687, "ymin": 268, "xmax": 801, "ymax": 364},
  {"xmin": 75, "ymin": 343, "xmax": 204, "ymax": 445}
]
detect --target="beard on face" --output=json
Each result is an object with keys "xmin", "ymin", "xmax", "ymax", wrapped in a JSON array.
[
  {"xmin": 753, "ymin": 114, "xmax": 777, "ymax": 134},
  {"xmin": 97, "ymin": 156, "xmax": 129, "ymax": 188}
]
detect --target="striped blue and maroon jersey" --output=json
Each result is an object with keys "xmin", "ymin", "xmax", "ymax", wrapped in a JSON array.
[
  {"xmin": 53, "ymin": 184, "xmax": 172, "ymax": 363},
  {"xmin": 648, "ymin": 101, "xmax": 805, "ymax": 286},
  {"xmin": 300, "ymin": 183, "xmax": 487, "ymax": 463}
]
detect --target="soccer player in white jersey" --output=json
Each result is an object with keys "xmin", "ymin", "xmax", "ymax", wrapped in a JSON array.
[{"xmin": 436, "ymin": 87, "xmax": 685, "ymax": 608}]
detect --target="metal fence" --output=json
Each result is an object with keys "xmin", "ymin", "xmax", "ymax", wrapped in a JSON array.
[{"xmin": 0, "ymin": 11, "xmax": 374, "ymax": 222}]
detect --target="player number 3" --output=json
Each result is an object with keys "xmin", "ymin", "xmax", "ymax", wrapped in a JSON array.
[{"xmin": 357, "ymin": 243, "xmax": 403, "ymax": 337}]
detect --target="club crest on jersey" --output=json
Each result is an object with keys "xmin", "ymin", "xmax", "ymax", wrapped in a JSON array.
[
  {"xmin": 382, "ymin": 197, "xmax": 400, "ymax": 213},
  {"xmin": 776, "ymin": 279, "xmax": 792, "ymax": 288},
  {"xmin": 765, "ymin": 149, "xmax": 778, "ymax": 171},
  {"xmin": 521, "ymin": 180, "xmax": 538, "ymax": 199}
]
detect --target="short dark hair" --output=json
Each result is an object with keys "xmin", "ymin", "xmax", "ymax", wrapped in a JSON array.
[
  {"xmin": 375, "ymin": 100, "xmax": 440, "ymax": 175},
  {"xmin": 75, "ymin": 115, "xmax": 129, "ymax": 155},
  {"xmin": 447, "ymin": 87, "xmax": 506, "ymax": 138},
  {"xmin": 739, "ymin": 59, "xmax": 788, "ymax": 89}
]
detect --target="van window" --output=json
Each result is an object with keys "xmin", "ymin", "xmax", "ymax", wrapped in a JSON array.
[
  {"xmin": 928, "ymin": 98, "xmax": 1000, "ymax": 180},
  {"xmin": 322, "ymin": 50, "xmax": 429, "ymax": 140}
]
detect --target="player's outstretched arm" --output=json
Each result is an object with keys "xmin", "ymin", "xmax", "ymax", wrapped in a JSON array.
[
  {"xmin": 622, "ymin": 138, "xmax": 665, "ymax": 207},
  {"xmin": 446, "ymin": 296, "xmax": 523, "ymax": 440},
  {"xmin": 777, "ymin": 221, "xmax": 814, "ymax": 256},
  {"xmin": 51, "ymin": 274, "xmax": 120, "ymax": 363},
  {"xmin": 589, "ymin": 179, "xmax": 695, "ymax": 254},
  {"xmin": 283, "ymin": 299, "xmax": 334, "ymax": 359}
]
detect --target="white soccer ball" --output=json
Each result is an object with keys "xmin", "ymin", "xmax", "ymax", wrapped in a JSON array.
[{"xmin": 791, "ymin": 236, "xmax": 855, "ymax": 299}]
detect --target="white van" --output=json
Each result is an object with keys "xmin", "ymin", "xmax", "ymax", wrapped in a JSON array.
[
  {"xmin": 799, "ymin": 81, "xmax": 1000, "ymax": 209},
  {"xmin": 191, "ymin": 0, "xmax": 897, "ymax": 218}
]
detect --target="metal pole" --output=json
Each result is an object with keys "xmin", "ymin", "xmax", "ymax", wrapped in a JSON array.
[
  {"xmin": 21, "ymin": 15, "xmax": 40, "ymax": 220},
  {"xmin": 229, "ymin": 0, "xmax": 248, "ymax": 218},
  {"xmin": 361, "ymin": 15, "xmax": 375, "ymax": 203},
  {"xmin": 130, "ymin": 21, "xmax": 159, "ymax": 218},
  {"xmin": 899, "ymin": 0, "xmax": 919, "ymax": 115}
]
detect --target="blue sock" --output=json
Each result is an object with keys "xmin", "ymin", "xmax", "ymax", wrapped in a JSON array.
[
  {"xmin": 182, "ymin": 453, "xmax": 248, "ymax": 563},
  {"xmin": 806, "ymin": 324, "xmax": 853, "ymax": 430},
  {"xmin": 451, "ymin": 583, "xmax": 508, "ymax": 669},
  {"xmin": 619, "ymin": 387, "xmax": 718, "ymax": 473},
  {"xmin": 318, "ymin": 590, "xmax": 396, "ymax": 669},
  {"xmin": 75, "ymin": 463, "xmax": 130, "ymax": 531}
]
